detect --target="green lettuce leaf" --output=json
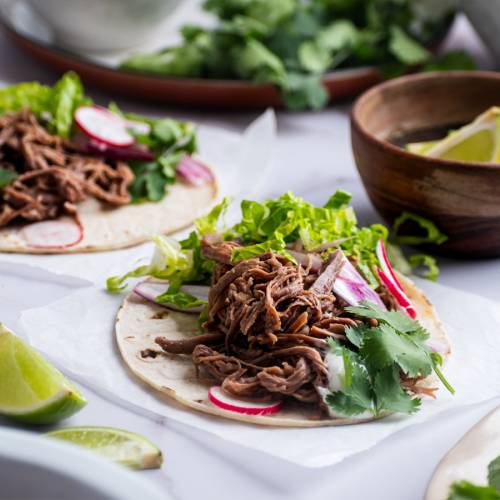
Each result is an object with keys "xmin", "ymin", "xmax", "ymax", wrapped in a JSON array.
[
  {"xmin": 408, "ymin": 253, "xmax": 440, "ymax": 281},
  {"xmin": 393, "ymin": 211, "xmax": 448, "ymax": 246}
]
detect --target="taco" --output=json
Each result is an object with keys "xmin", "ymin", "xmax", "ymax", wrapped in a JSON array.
[
  {"xmin": 111, "ymin": 192, "xmax": 452, "ymax": 427},
  {"xmin": 0, "ymin": 73, "xmax": 217, "ymax": 253}
]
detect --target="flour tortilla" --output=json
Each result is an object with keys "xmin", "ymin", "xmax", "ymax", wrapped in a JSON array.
[
  {"xmin": 0, "ymin": 176, "xmax": 217, "ymax": 254},
  {"xmin": 115, "ymin": 272, "xmax": 451, "ymax": 427}
]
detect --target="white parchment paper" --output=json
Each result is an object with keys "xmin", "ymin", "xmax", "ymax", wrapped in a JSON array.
[
  {"xmin": 0, "ymin": 110, "xmax": 276, "ymax": 284},
  {"xmin": 19, "ymin": 278, "xmax": 500, "ymax": 468}
]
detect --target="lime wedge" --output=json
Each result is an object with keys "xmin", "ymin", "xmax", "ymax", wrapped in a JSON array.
[
  {"xmin": 406, "ymin": 140, "xmax": 439, "ymax": 155},
  {"xmin": 408, "ymin": 107, "xmax": 500, "ymax": 163},
  {"xmin": 46, "ymin": 427, "xmax": 163, "ymax": 470},
  {"xmin": 0, "ymin": 324, "xmax": 86, "ymax": 424}
]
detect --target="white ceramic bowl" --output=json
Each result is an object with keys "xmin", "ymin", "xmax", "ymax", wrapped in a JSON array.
[
  {"xmin": 0, "ymin": 427, "xmax": 166, "ymax": 499},
  {"xmin": 22, "ymin": 0, "xmax": 184, "ymax": 53}
]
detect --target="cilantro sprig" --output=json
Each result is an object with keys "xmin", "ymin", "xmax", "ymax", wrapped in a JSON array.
[
  {"xmin": 448, "ymin": 455, "xmax": 500, "ymax": 500},
  {"xmin": 120, "ymin": 0, "xmax": 474, "ymax": 111},
  {"xmin": 324, "ymin": 301, "xmax": 453, "ymax": 417}
]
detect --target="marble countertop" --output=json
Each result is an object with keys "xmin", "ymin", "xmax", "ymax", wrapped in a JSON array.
[{"xmin": 0, "ymin": 13, "xmax": 499, "ymax": 500}]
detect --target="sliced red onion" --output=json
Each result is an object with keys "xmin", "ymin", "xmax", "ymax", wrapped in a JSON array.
[
  {"xmin": 333, "ymin": 252, "xmax": 387, "ymax": 309},
  {"xmin": 133, "ymin": 281, "xmax": 208, "ymax": 313},
  {"xmin": 176, "ymin": 155, "xmax": 214, "ymax": 187},
  {"xmin": 288, "ymin": 250, "xmax": 323, "ymax": 273}
]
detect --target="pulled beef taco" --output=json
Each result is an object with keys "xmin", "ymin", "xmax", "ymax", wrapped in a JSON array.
[
  {"xmin": 111, "ymin": 192, "xmax": 452, "ymax": 427},
  {"xmin": 0, "ymin": 73, "xmax": 216, "ymax": 253}
]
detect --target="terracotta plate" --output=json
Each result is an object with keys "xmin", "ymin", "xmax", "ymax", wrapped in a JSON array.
[{"xmin": 0, "ymin": 12, "xmax": 379, "ymax": 109}]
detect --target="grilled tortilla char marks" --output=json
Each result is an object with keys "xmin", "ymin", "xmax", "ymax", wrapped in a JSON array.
[
  {"xmin": 0, "ymin": 109, "xmax": 134, "ymax": 227},
  {"xmin": 154, "ymin": 237, "xmax": 432, "ymax": 408}
]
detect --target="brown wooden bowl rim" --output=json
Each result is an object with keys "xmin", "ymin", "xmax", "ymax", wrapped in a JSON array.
[{"xmin": 351, "ymin": 70, "xmax": 500, "ymax": 171}]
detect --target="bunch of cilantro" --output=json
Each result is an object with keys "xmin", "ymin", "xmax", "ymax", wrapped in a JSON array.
[
  {"xmin": 326, "ymin": 301, "xmax": 453, "ymax": 417},
  {"xmin": 448, "ymin": 455, "xmax": 500, "ymax": 499},
  {"xmin": 0, "ymin": 73, "xmax": 197, "ymax": 203},
  {"xmin": 121, "ymin": 0, "xmax": 474, "ymax": 110}
]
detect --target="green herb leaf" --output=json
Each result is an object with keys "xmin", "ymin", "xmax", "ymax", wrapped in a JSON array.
[
  {"xmin": 393, "ymin": 211, "xmax": 448, "ymax": 246},
  {"xmin": 373, "ymin": 365, "xmax": 421, "ymax": 414},
  {"xmin": 408, "ymin": 254, "xmax": 440, "ymax": 281},
  {"xmin": 0, "ymin": 167, "xmax": 18, "ymax": 188},
  {"xmin": 195, "ymin": 197, "xmax": 232, "ymax": 236},
  {"xmin": 155, "ymin": 283, "xmax": 207, "ymax": 309},
  {"xmin": 388, "ymin": 25, "xmax": 430, "ymax": 65},
  {"xmin": 424, "ymin": 50, "xmax": 477, "ymax": 72},
  {"xmin": 448, "ymin": 480, "xmax": 500, "ymax": 500},
  {"xmin": 488, "ymin": 456, "xmax": 500, "ymax": 492},
  {"xmin": 346, "ymin": 301, "xmax": 423, "ymax": 334},
  {"xmin": 360, "ymin": 323, "xmax": 433, "ymax": 378}
]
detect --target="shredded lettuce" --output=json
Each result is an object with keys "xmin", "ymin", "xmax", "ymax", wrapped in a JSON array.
[
  {"xmin": 0, "ymin": 72, "xmax": 90, "ymax": 138},
  {"xmin": 393, "ymin": 211, "xmax": 448, "ymax": 246},
  {"xmin": 408, "ymin": 254, "xmax": 439, "ymax": 281},
  {"xmin": 107, "ymin": 235, "xmax": 194, "ymax": 292},
  {"xmin": 107, "ymin": 191, "xmax": 390, "ymax": 292}
]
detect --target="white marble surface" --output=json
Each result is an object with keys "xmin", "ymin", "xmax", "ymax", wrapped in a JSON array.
[{"xmin": 1, "ymin": 13, "xmax": 500, "ymax": 500}]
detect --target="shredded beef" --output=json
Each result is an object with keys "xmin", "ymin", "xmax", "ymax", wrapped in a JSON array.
[
  {"xmin": 157, "ymin": 241, "xmax": 354, "ymax": 405},
  {"xmin": 0, "ymin": 109, "xmax": 134, "ymax": 227}
]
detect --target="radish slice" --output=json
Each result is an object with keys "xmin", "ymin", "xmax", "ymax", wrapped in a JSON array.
[
  {"xmin": 74, "ymin": 106, "xmax": 134, "ymax": 147},
  {"xmin": 376, "ymin": 239, "xmax": 405, "ymax": 292},
  {"xmin": 333, "ymin": 252, "xmax": 387, "ymax": 309},
  {"xmin": 375, "ymin": 239, "xmax": 418, "ymax": 319},
  {"xmin": 21, "ymin": 219, "xmax": 83, "ymax": 249},
  {"xmin": 377, "ymin": 267, "xmax": 417, "ymax": 319},
  {"xmin": 86, "ymin": 138, "xmax": 155, "ymax": 161},
  {"xmin": 176, "ymin": 155, "xmax": 214, "ymax": 187},
  {"xmin": 125, "ymin": 120, "xmax": 151, "ymax": 135},
  {"xmin": 208, "ymin": 386, "xmax": 283, "ymax": 416},
  {"xmin": 134, "ymin": 281, "xmax": 208, "ymax": 313}
]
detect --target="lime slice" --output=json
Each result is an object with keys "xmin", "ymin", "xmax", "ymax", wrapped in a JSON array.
[
  {"xmin": 0, "ymin": 324, "xmax": 86, "ymax": 424},
  {"xmin": 46, "ymin": 427, "xmax": 163, "ymax": 470},
  {"xmin": 406, "ymin": 140, "xmax": 440, "ymax": 156},
  {"xmin": 410, "ymin": 107, "xmax": 500, "ymax": 163}
]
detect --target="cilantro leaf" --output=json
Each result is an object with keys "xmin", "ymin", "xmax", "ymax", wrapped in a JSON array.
[
  {"xmin": 325, "ymin": 352, "xmax": 374, "ymax": 416},
  {"xmin": 373, "ymin": 365, "xmax": 421, "ymax": 414},
  {"xmin": 423, "ymin": 50, "xmax": 477, "ymax": 72},
  {"xmin": 346, "ymin": 301, "xmax": 423, "ymax": 334},
  {"xmin": 0, "ymin": 167, "xmax": 18, "ymax": 188},
  {"xmin": 448, "ymin": 481, "xmax": 500, "ymax": 500},
  {"xmin": 360, "ymin": 324, "xmax": 433, "ymax": 378},
  {"xmin": 388, "ymin": 25, "xmax": 430, "ymax": 65},
  {"xmin": 489, "ymin": 456, "xmax": 500, "ymax": 492}
]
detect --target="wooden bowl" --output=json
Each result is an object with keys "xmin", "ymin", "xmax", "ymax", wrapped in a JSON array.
[{"xmin": 351, "ymin": 71, "xmax": 500, "ymax": 258}]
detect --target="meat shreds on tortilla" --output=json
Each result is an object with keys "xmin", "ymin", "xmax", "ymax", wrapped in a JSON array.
[{"xmin": 115, "ymin": 271, "xmax": 450, "ymax": 427}]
